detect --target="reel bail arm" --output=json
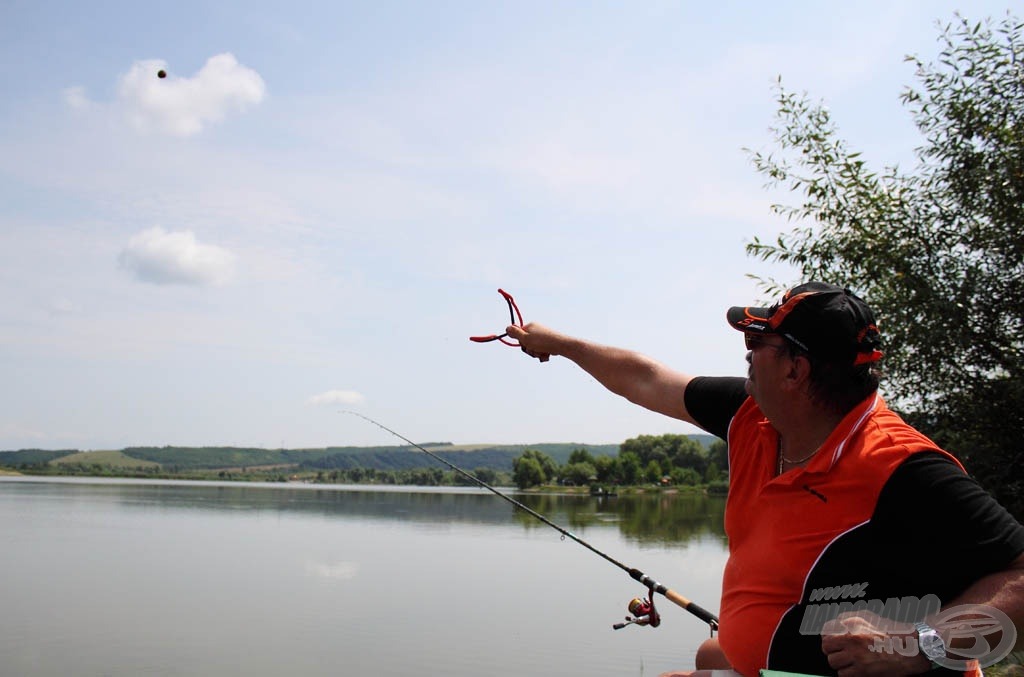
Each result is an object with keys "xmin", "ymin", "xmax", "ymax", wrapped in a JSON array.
[{"xmin": 612, "ymin": 580, "xmax": 660, "ymax": 630}]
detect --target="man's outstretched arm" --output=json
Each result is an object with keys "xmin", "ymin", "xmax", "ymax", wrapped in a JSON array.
[{"xmin": 506, "ymin": 322, "xmax": 697, "ymax": 425}]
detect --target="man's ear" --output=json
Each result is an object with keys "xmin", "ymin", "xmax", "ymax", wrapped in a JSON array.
[{"xmin": 781, "ymin": 353, "xmax": 812, "ymax": 392}]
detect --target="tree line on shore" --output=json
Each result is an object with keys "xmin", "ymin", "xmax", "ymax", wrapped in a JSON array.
[
  {"xmin": 0, "ymin": 433, "xmax": 726, "ymax": 492},
  {"xmin": 512, "ymin": 434, "xmax": 727, "ymax": 492}
]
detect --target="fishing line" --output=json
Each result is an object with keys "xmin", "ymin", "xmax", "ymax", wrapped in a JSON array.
[{"xmin": 342, "ymin": 410, "xmax": 719, "ymax": 632}]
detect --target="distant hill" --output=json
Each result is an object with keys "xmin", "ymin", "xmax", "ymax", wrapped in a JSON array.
[
  {"xmin": 1, "ymin": 436, "xmax": 718, "ymax": 474},
  {"xmin": 52, "ymin": 450, "xmax": 160, "ymax": 469},
  {"xmin": 117, "ymin": 443, "xmax": 623, "ymax": 472},
  {"xmin": 0, "ymin": 449, "xmax": 78, "ymax": 467}
]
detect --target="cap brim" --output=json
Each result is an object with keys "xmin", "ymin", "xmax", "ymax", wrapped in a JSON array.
[{"xmin": 727, "ymin": 305, "xmax": 775, "ymax": 333}]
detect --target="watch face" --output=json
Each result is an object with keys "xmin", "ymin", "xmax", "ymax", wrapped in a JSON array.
[{"xmin": 920, "ymin": 631, "xmax": 946, "ymax": 659}]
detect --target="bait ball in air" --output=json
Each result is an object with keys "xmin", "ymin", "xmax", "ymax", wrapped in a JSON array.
[{"xmin": 157, "ymin": 70, "xmax": 167, "ymax": 79}]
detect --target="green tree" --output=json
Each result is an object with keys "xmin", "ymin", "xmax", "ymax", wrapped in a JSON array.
[
  {"xmin": 474, "ymin": 467, "xmax": 498, "ymax": 485},
  {"xmin": 593, "ymin": 455, "xmax": 619, "ymax": 484},
  {"xmin": 620, "ymin": 434, "xmax": 706, "ymax": 474},
  {"xmin": 747, "ymin": 13, "xmax": 1023, "ymax": 518},
  {"xmin": 668, "ymin": 437, "xmax": 708, "ymax": 476},
  {"xmin": 452, "ymin": 467, "xmax": 498, "ymax": 487},
  {"xmin": 644, "ymin": 459, "xmax": 663, "ymax": 484},
  {"xmin": 523, "ymin": 449, "xmax": 558, "ymax": 480},
  {"xmin": 621, "ymin": 434, "xmax": 667, "ymax": 466},
  {"xmin": 567, "ymin": 448, "xmax": 595, "ymax": 466},
  {"xmin": 707, "ymin": 439, "xmax": 728, "ymax": 470},
  {"xmin": 619, "ymin": 452, "xmax": 642, "ymax": 485},
  {"xmin": 561, "ymin": 461, "xmax": 597, "ymax": 486},
  {"xmin": 512, "ymin": 456, "xmax": 545, "ymax": 489},
  {"xmin": 670, "ymin": 467, "xmax": 701, "ymax": 486},
  {"xmin": 512, "ymin": 449, "xmax": 557, "ymax": 489}
]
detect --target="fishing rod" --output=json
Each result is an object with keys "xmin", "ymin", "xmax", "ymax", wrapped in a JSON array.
[{"xmin": 343, "ymin": 410, "xmax": 719, "ymax": 633}]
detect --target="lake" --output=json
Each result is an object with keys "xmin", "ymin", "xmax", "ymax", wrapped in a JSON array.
[{"xmin": 0, "ymin": 477, "xmax": 728, "ymax": 676}]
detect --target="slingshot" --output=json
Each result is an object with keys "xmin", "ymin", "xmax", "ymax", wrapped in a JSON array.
[{"xmin": 469, "ymin": 288, "xmax": 523, "ymax": 346}]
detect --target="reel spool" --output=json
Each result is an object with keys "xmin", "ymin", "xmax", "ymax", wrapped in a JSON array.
[{"xmin": 612, "ymin": 594, "xmax": 661, "ymax": 630}]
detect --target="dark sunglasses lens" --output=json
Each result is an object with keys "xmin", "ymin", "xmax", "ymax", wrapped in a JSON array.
[{"xmin": 745, "ymin": 334, "xmax": 778, "ymax": 351}]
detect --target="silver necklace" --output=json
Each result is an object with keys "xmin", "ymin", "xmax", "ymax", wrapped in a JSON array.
[{"xmin": 777, "ymin": 439, "xmax": 822, "ymax": 475}]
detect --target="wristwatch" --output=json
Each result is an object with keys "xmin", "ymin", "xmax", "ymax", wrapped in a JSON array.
[{"xmin": 915, "ymin": 621, "xmax": 947, "ymax": 667}]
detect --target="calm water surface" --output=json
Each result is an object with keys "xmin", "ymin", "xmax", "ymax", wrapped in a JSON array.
[{"xmin": 0, "ymin": 477, "xmax": 727, "ymax": 677}]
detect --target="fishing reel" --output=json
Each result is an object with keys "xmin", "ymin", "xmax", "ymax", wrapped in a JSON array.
[{"xmin": 612, "ymin": 593, "xmax": 660, "ymax": 630}]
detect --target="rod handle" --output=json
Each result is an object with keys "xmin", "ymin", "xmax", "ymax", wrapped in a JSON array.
[{"xmin": 664, "ymin": 589, "xmax": 719, "ymax": 628}]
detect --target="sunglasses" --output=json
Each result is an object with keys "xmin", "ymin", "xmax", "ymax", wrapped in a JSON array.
[{"xmin": 744, "ymin": 333, "xmax": 787, "ymax": 352}]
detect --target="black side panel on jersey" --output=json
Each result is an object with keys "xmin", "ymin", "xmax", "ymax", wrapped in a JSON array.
[{"xmin": 684, "ymin": 376, "xmax": 748, "ymax": 440}]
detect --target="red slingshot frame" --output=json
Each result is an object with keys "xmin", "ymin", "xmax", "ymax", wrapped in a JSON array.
[{"xmin": 470, "ymin": 288, "xmax": 523, "ymax": 346}]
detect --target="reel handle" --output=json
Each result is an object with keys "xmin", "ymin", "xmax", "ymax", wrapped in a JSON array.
[{"xmin": 612, "ymin": 597, "xmax": 659, "ymax": 630}]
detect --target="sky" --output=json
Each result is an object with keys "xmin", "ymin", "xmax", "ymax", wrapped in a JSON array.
[{"xmin": 0, "ymin": 1, "xmax": 1015, "ymax": 451}]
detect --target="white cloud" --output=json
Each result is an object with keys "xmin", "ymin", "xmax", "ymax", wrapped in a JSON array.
[
  {"xmin": 307, "ymin": 390, "xmax": 366, "ymax": 406},
  {"xmin": 118, "ymin": 227, "xmax": 235, "ymax": 286},
  {"xmin": 62, "ymin": 86, "xmax": 91, "ymax": 110},
  {"xmin": 117, "ymin": 53, "xmax": 266, "ymax": 137}
]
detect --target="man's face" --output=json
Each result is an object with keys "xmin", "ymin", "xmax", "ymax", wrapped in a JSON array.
[{"xmin": 744, "ymin": 334, "xmax": 791, "ymax": 407}]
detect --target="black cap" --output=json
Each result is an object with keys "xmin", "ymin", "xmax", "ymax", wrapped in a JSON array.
[{"xmin": 727, "ymin": 282, "xmax": 883, "ymax": 365}]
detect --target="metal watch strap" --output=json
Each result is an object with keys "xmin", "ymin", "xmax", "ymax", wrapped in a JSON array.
[{"xmin": 915, "ymin": 621, "xmax": 945, "ymax": 668}]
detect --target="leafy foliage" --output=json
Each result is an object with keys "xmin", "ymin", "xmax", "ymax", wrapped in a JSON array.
[
  {"xmin": 747, "ymin": 13, "xmax": 1023, "ymax": 517},
  {"xmin": 512, "ymin": 449, "xmax": 558, "ymax": 489},
  {"xmin": 567, "ymin": 448, "xmax": 595, "ymax": 466},
  {"xmin": 560, "ymin": 461, "xmax": 598, "ymax": 486},
  {"xmin": 620, "ymin": 433, "xmax": 709, "ymax": 477},
  {"xmin": 509, "ymin": 433, "xmax": 717, "ymax": 489}
]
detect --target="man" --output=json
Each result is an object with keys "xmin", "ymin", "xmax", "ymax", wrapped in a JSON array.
[{"xmin": 506, "ymin": 282, "xmax": 1024, "ymax": 676}]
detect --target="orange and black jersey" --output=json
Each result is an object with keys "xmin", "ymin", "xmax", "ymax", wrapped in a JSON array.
[{"xmin": 684, "ymin": 376, "xmax": 1024, "ymax": 677}]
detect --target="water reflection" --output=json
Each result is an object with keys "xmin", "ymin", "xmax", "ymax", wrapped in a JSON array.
[
  {"xmin": 514, "ymin": 491, "xmax": 727, "ymax": 546},
  {"xmin": 3, "ymin": 478, "xmax": 726, "ymax": 546}
]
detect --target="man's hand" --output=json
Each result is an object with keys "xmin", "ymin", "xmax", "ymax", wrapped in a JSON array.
[
  {"xmin": 506, "ymin": 322, "xmax": 562, "ymax": 362},
  {"xmin": 821, "ymin": 612, "xmax": 931, "ymax": 676}
]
